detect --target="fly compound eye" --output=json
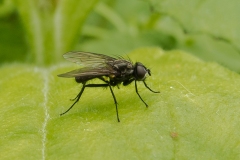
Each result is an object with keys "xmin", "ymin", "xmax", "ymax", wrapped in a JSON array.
[{"xmin": 136, "ymin": 65, "xmax": 148, "ymax": 80}]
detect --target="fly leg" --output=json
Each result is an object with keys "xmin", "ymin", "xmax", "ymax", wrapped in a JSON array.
[
  {"xmin": 61, "ymin": 81, "xmax": 120, "ymax": 122},
  {"xmin": 143, "ymin": 81, "xmax": 160, "ymax": 93},
  {"xmin": 70, "ymin": 87, "xmax": 84, "ymax": 101},
  {"xmin": 97, "ymin": 77, "xmax": 120, "ymax": 122},
  {"xmin": 135, "ymin": 80, "xmax": 148, "ymax": 107},
  {"xmin": 108, "ymin": 85, "xmax": 120, "ymax": 122},
  {"xmin": 134, "ymin": 81, "xmax": 160, "ymax": 108},
  {"xmin": 60, "ymin": 83, "xmax": 109, "ymax": 116},
  {"xmin": 60, "ymin": 82, "xmax": 86, "ymax": 116},
  {"xmin": 81, "ymin": 83, "xmax": 120, "ymax": 122}
]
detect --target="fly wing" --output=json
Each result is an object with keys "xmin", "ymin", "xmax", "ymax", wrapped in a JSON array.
[
  {"xmin": 57, "ymin": 67, "xmax": 116, "ymax": 78},
  {"xmin": 63, "ymin": 51, "xmax": 117, "ymax": 68}
]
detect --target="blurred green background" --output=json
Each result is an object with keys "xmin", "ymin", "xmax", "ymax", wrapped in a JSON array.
[
  {"xmin": 1, "ymin": 1, "xmax": 240, "ymax": 159},
  {"xmin": 0, "ymin": 0, "xmax": 240, "ymax": 72}
]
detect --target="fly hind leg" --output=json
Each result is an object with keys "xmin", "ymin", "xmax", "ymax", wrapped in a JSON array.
[
  {"xmin": 60, "ymin": 82, "xmax": 87, "ymax": 116},
  {"xmin": 61, "ymin": 81, "xmax": 120, "ymax": 122}
]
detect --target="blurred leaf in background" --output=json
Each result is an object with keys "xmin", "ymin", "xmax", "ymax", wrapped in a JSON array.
[
  {"xmin": 147, "ymin": 0, "xmax": 240, "ymax": 72},
  {"xmin": 0, "ymin": 0, "xmax": 239, "ymax": 73},
  {"xmin": 78, "ymin": 0, "xmax": 240, "ymax": 72},
  {"xmin": 0, "ymin": 0, "xmax": 98, "ymax": 65},
  {"xmin": 14, "ymin": 0, "xmax": 99, "ymax": 65},
  {"xmin": 77, "ymin": 0, "xmax": 176, "ymax": 56},
  {"xmin": 0, "ymin": 0, "xmax": 28, "ymax": 63}
]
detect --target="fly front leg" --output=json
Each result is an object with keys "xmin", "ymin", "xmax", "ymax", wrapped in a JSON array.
[{"xmin": 143, "ymin": 81, "xmax": 160, "ymax": 93}]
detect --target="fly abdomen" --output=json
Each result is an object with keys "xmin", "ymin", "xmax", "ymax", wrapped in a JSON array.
[{"xmin": 75, "ymin": 76, "xmax": 95, "ymax": 83}]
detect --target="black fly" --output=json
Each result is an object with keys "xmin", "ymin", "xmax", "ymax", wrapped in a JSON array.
[{"xmin": 58, "ymin": 51, "xmax": 159, "ymax": 122}]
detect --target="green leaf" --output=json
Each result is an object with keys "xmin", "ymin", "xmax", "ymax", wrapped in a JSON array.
[{"xmin": 1, "ymin": 48, "xmax": 239, "ymax": 159}]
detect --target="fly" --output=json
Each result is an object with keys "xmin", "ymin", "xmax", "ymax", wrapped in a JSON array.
[{"xmin": 58, "ymin": 51, "xmax": 160, "ymax": 122}]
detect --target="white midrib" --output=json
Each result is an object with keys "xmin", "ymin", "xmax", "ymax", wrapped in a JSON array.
[{"xmin": 41, "ymin": 69, "xmax": 50, "ymax": 160}]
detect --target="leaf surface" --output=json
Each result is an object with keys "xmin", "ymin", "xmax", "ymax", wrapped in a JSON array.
[{"xmin": 1, "ymin": 48, "xmax": 239, "ymax": 159}]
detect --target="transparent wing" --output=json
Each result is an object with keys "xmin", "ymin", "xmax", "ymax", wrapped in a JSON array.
[
  {"xmin": 63, "ymin": 51, "xmax": 117, "ymax": 67},
  {"xmin": 57, "ymin": 67, "xmax": 116, "ymax": 78}
]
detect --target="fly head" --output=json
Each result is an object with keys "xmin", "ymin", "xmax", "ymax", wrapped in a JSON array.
[{"xmin": 134, "ymin": 62, "xmax": 151, "ymax": 81}]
